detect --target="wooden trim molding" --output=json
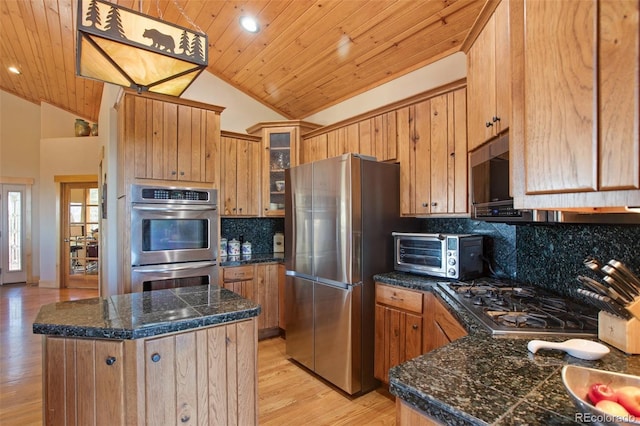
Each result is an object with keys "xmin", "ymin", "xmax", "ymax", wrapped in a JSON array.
[
  {"xmin": 221, "ymin": 130, "xmax": 261, "ymax": 142},
  {"xmin": 0, "ymin": 177, "xmax": 35, "ymax": 185},
  {"xmin": 54, "ymin": 175, "xmax": 99, "ymax": 183},
  {"xmin": 116, "ymin": 88, "xmax": 226, "ymax": 114},
  {"xmin": 302, "ymin": 79, "xmax": 467, "ymax": 139},
  {"xmin": 460, "ymin": 0, "xmax": 501, "ymax": 52}
]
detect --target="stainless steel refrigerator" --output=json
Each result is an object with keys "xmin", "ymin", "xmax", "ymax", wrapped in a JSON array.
[{"xmin": 284, "ymin": 153, "xmax": 406, "ymax": 395}]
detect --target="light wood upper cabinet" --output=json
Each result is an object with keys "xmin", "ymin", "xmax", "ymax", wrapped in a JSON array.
[
  {"xmin": 247, "ymin": 121, "xmax": 320, "ymax": 217},
  {"xmin": 299, "ymin": 110, "xmax": 398, "ymax": 164},
  {"xmin": 300, "ymin": 134, "xmax": 328, "ymax": 164},
  {"xmin": 398, "ymin": 88, "xmax": 468, "ymax": 216},
  {"xmin": 510, "ymin": 0, "xmax": 640, "ymax": 209},
  {"xmin": 117, "ymin": 90, "xmax": 222, "ymax": 189},
  {"xmin": 220, "ymin": 131, "xmax": 260, "ymax": 216},
  {"xmin": 466, "ymin": 0, "xmax": 510, "ymax": 152}
]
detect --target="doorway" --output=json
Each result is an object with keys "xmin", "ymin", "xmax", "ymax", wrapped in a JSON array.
[
  {"xmin": 0, "ymin": 184, "xmax": 27, "ymax": 285},
  {"xmin": 61, "ymin": 182, "xmax": 99, "ymax": 289}
]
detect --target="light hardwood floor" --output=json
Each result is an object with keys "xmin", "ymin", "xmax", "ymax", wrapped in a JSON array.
[{"xmin": 0, "ymin": 284, "xmax": 395, "ymax": 425}]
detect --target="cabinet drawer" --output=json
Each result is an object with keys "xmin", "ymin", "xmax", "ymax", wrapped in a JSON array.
[
  {"xmin": 375, "ymin": 283, "xmax": 423, "ymax": 314},
  {"xmin": 223, "ymin": 265, "xmax": 254, "ymax": 281}
]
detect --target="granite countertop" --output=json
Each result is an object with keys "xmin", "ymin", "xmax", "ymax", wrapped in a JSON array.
[
  {"xmin": 33, "ymin": 285, "xmax": 260, "ymax": 340},
  {"xmin": 219, "ymin": 252, "xmax": 284, "ymax": 267},
  {"xmin": 374, "ymin": 272, "xmax": 640, "ymax": 426}
]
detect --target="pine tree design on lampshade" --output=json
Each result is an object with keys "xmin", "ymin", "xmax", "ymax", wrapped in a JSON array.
[{"xmin": 77, "ymin": 0, "xmax": 208, "ymax": 96}]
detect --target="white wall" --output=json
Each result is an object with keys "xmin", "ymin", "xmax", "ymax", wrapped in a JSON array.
[
  {"xmin": 182, "ymin": 72, "xmax": 287, "ymax": 133},
  {"xmin": 303, "ymin": 52, "xmax": 467, "ymax": 125},
  {"xmin": 38, "ymin": 138, "xmax": 102, "ymax": 287},
  {"xmin": 41, "ymin": 102, "xmax": 94, "ymax": 139},
  {"xmin": 99, "ymin": 84, "xmax": 121, "ymax": 297},
  {"xmin": 0, "ymin": 91, "xmax": 41, "ymax": 178},
  {"xmin": 0, "ymin": 91, "xmax": 41, "ymax": 282}
]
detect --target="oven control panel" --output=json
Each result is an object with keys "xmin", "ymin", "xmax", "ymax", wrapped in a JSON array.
[{"xmin": 131, "ymin": 184, "xmax": 216, "ymax": 205}]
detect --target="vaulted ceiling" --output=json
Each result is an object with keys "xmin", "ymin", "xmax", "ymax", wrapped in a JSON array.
[{"xmin": 0, "ymin": 0, "xmax": 487, "ymax": 123}]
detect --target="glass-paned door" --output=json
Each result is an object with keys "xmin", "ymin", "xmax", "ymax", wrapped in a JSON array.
[
  {"xmin": 0, "ymin": 184, "xmax": 27, "ymax": 284},
  {"xmin": 265, "ymin": 129, "xmax": 293, "ymax": 216},
  {"xmin": 62, "ymin": 182, "xmax": 99, "ymax": 289}
]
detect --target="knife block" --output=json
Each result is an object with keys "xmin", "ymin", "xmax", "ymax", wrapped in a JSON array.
[{"xmin": 598, "ymin": 311, "xmax": 640, "ymax": 354}]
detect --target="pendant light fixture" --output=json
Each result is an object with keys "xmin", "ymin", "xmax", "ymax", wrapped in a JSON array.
[{"xmin": 76, "ymin": 0, "xmax": 208, "ymax": 96}]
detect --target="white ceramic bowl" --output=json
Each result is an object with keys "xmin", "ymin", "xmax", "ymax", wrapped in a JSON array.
[{"xmin": 561, "ymin": 365, "xmax": 640, "ymax": 425}]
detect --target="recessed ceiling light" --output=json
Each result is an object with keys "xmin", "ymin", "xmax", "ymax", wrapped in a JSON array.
[
  {"xmin": 240, "ymin": 16, "xmax": 260, "ymax": 33},
  {"xmin": 8, "ymin": 66, "xmax": 21, "ymax": 75}
]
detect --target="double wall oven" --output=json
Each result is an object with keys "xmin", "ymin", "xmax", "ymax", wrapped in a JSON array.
[{"xmin": 130, "ymin": 184, "xmax": 218, "ymax": 292}]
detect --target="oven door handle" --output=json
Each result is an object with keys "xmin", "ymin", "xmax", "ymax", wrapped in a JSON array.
[
  {"xmin": 132, "ymin": 205, "xmax": 217, "ymax": 212},
  {"xmin": 133, "ymin": 261, "xmax": 217, "ymax": 273}
]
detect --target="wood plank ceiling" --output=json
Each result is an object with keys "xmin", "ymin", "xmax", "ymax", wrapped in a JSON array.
[{"xmin": 0, "ymin": 0, "xmax": 486, "ymax": 123}]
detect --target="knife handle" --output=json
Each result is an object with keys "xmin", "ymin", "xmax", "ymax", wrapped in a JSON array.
[{"xmin": 626, "ymin": 298, "xmax": 640, "ymax": 322}]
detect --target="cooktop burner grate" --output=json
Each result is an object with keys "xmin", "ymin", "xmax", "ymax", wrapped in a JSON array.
[{"xmin": 439, "ymin": 278, "xmax": 598, "ymax": 337}]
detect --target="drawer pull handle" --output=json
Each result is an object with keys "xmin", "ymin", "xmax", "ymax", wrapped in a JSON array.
[
  {"xmin": 105, "ymin": 356, "xmax": 116, "ymax": 366},
  {"xmin": 151, "ymin": 353, "xmax": 161, "ymax": 363}
]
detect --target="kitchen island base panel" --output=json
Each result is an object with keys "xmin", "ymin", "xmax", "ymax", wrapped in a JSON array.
[
  {"xmin": 397, "ymin": 399, "xmax": 442, "ymax": 426},
  {"xmin": 42, "ymin": 318, "xmax": 258, "ymax": 426}
]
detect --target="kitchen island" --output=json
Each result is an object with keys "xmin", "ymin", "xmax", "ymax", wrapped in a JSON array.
[
  {"xmin": 375, "ymin": 272, "xmax": 640, "ymax": 425},
  {"xmin": 33, "ymin": 285, "xmax": 260, "ymax": 426}
]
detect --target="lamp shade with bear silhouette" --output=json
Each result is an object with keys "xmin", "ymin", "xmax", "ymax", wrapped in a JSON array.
[{"xmin": 77, "ymin": 0, "xmax": 207, "ymax": 96}]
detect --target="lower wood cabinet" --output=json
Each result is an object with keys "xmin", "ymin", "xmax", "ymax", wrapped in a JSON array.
[
  {"xmin": 396, "ymin": 399, "xmax": 441, "ymax": 426},
  {"xmin": 42, "ymin": 318, "xmax": 258, "ymax": 426},
  {"xmin": 222, "ymin": 263, "xmax": 282, "ymax": 339},
  {"xmin": 374, "ymin": 283, "xmax": 467, "ymax": 383}
]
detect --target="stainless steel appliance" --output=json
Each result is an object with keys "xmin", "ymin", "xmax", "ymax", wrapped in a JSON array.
[
  {"xmin": 392, "ymin": 232, "xmax": 483, "ymax": 280},
  {"xmin": 438, "ymin": 278, "xmax": 598, "ymax": 337},
  {"xmin": 469, "ymin": 134, "xmax": 640, "ymax": 224},
  {"xmin": 130, "ymin": 184, "xmax": 218, "ymax": 292},
  {"xmin": 285, "ymin": 153, "xmax": 408, "ymax": 395},
  {"xmin": 469, "ymin": 134, "xmax": 543, "ymax": 222}
]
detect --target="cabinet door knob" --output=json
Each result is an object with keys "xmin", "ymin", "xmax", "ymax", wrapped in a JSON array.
[
  {"xmin": 151, "ymin": 353, "xmax": 161, "ymax": 363},
  {"xmin": 492, "ymin": 116, "xmax": 501, "ymax": 122},
  {"xmin": 431, "ymin": 202, "xmax": 438, "ymax": 207},
  {"xmin": 239, "ymin": 208, "xmax": 243, "ymax": 212},
  {"xmin": 171, "ymin": 170, "xmax": 177, "ymax": 175},
  {"xmin": 485, "ymin": 121, "xmax": 493, "ymax": 128},
  {"xmin": 412, "ymin": 324, "xmax": 419, "ymax": 330},
  {"xmin": 422, "ymin": 202, "xmax": 428, "ymax": 207},
  {"xmin": 180, "ymin": 171, "xmax": 185, "ymax": 176},
  {"xmin": 105, "ymin": 356, "xmax": 116, "ymax": 366}
]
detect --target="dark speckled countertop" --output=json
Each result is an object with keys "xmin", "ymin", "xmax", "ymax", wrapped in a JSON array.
[
  {"xmin": 219, "ymin": 252, "xmax": 284, "ymax": 267},
  {"xmin": 374, "ymin": 272, "xmax": 640, "ymax": 426},
  {"xmin": 33, "ymin": 285, "xmax": 260, "ymax": 340}
]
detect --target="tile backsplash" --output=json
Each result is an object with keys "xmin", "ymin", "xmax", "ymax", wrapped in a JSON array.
[
  {"xmin": 421, "ymin": 218, "xmax": 640, "ymax": 299},
  {"xmin": 221, "ymin": 218, "xmax": 284, "ymax": 254},
  {"xmin": 224, "ymin": 217, "xmax": 640, "ymax": 301}
]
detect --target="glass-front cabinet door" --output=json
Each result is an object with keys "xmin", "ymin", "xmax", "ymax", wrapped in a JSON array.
[
  {"xmin": 247, "ymin": 121, "xmax": 320, "ymax": 218},
  {"xmin": 264, "ymin": 128, "xmax": 295, "ymax": 216}
]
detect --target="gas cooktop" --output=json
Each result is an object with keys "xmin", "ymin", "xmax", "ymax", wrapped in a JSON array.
[{"xmin": 439, "ymin": 278, "xmax": 599, "ymax": 337}]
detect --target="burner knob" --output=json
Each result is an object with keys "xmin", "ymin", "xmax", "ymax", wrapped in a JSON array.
[
  {"xmin": 472, "ymin": 296, "xmax": 484, "ymax": 306},
  {"xmin": 448, "ymin": 258, "xmax": 456, "ymax": 265},
  {"xmin": 495, "ymin": 297, "xmax": 508, "ymax": 306}
]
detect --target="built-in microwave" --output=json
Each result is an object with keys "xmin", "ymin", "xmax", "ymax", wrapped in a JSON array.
[
  {"xmin": 392, "ymin": 233, "xmax": 484, "ymax": 280},
  {"xmin": 469, "ymin": 134, "xmax": 546, "ymax": 222}
]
